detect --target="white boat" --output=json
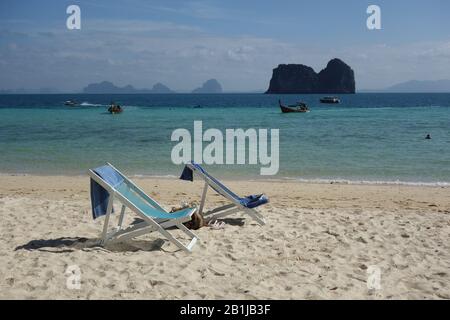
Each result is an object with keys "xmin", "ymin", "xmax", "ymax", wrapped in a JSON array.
[{"xmin": 64, "ymin": 100, "xmax": 79, "ymax": 106}]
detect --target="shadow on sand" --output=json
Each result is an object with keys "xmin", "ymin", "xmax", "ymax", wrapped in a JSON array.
[
  {"xmin": 15, "ymin": 237, "xmax": 166, "ymax": 253},
  {"xmin": 219, "ymin": 217, "xmax": 245, "ymax": 226},
  {"xmin": 14, "ymin": 217, "xmax": 244, "ymax": 253}
]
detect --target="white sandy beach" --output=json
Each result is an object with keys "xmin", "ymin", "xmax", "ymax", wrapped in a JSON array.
[{"xmin": 0, "ymin": 175, "xmax": 449, "ymax": 299}]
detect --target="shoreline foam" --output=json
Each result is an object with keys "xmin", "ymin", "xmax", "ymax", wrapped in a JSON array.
[{"xmin": 1, "ymin": 171, "xmax": 449, "ymax": 187}]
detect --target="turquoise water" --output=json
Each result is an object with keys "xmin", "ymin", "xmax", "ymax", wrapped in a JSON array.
[{"xmin": 0, "ymin": 93, "xmax": 449, "ymax": 184}]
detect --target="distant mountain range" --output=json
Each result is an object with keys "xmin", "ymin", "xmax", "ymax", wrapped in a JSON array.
[
  {"xmin": 81, "ymin": 79, "xmax": 224, "ymax": 94},
  {"xmin": 360, "ymin": 80, "xmax": 450, "ymax": 93},
  {"xmin": 0, "ymin": 88, "xmax": 63, "ymax": 94},
  {"xmin": 384, "ymin": 80, "xmax": 450, "ymax": 92},
  {"xmin": 82, "ymin": 81, "xmax": 174, "ymax": 94},
  {"xmin": 3, "ymin": 79, "xmax": 450, "ymax": 94},
  {"xmin": 191, "ymin": 79, "xmax": 223, "ymax": 93}
]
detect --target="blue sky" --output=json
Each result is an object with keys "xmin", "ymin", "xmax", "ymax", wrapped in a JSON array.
[{"xmin": 0, "ymin": 0, "xmax": 449, "ymax": 91}]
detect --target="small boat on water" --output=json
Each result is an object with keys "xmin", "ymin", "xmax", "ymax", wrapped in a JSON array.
[
  {"xmin": 279, "ymin": 100, "xmax": 310, "ymax": 113},
  {"xmin": 108, "ymin": 102, "xmax": 123, "ymax": 114},
  {"xmin": 320, "ymin": 96, "xmax": 340, "ymax": 104},
  {"xmin": 64, "ymin": 100, "xmax": 79, "ymax": 106}
]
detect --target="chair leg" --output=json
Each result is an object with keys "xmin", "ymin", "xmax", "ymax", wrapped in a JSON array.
[
  {"xmin": 101, "ymin": 195, "xmax": 114, "ymax": 244},
  {"xmin": 204, "ymin": 207, "xmax": 241, "ymax": 223},
  {"xmin": 117, "ymin": 205, "xmax": 126, "ymax": 230},
  {"xmin": 245, "ymin": 209, "xmax": 266, "ymax": 226},
  {"xmin": 157, "ymin": 226, "xmax": 195, "ymax": 253},
  {"xmin": 177, "ymin": 222, "xmax": 200, "ymax": 240},
  {"xmin": 198, "ymin": 182, "xmax": 208, "ymax": 215}
]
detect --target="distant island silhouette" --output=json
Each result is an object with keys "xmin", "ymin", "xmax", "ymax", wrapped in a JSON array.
[
  {"xmin": 192, "ymin": 79, "xmax": 223, "ymax": 93},
  {"xmin": 82, "ymin": 81, "xmax": 174, "ymax": 94},
  {"xmin": 266, "ymin": 58, "xmax": 355, "ymax": 94},
  {"xmin": 383, "ymin": 80, "xmax": 450, "ymax": 93},
  {"xmin": 3, "ymin": 77, "xmax": 450, "ymax": 94},
  {"xmin": 81, "ymin": 79, "xmax": 224, "ymax": 94}
]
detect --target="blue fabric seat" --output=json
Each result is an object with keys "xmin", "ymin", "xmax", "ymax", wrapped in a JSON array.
[
  {"xmin": 180, "ymin": 162, "xmax": 269, "ymax": 209},
  {"xmin": 115, "ymin": 183, "xmax": 194, "ymax": 219},
  {"xmin": 91, "ymin": 165, "xmax": 193, "ymax": 219},
  {"xmin": 89, "ymin": 163, "xmax": 199, "ymax": 253}
]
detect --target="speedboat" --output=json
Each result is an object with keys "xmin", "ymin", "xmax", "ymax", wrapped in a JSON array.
[
  {"xmin": 279, "ymin": 100, "xmax": 310, "ymax": 113},
  {"xmin": 320, "ymin": 96, "xmax": 340, "ymax": 104},
  {"xmin": 64, "ymin": 100, "xmax": 79, "ymax": 106}
]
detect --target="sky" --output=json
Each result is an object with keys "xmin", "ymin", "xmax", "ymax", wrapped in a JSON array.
[{"xmin": 0, "ymin": 0, "xmax": 449, "ymax": 92}]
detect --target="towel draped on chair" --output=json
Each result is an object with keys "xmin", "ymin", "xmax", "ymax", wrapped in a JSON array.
[{"xmin": 90, "ymin": 165, "xmax": 124, "ymax": 219}]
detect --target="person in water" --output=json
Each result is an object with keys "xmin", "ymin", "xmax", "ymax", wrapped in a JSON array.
[
  {"xmin": 425, "ymin": 134, "xmax": 431, "ymax": 140},
  {"xmin": 108, "ymin": 103, "xmax": 121, "ymax": 113}
]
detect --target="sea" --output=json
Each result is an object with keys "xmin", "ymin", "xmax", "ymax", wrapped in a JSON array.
[{"xmin": 0, "ymin": 93, "xmax": 449, "ymax": 185}]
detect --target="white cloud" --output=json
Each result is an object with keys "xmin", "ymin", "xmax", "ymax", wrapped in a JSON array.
[
  {"xmin": 0, "ymin": 18, "xmax": 449, "ymax": 91},
  {"xmin": 337, "ymin": 40, "xmax": 450, "ymax": 88}
]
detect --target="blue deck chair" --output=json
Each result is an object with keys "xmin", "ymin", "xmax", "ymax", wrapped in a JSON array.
[
  {"xmin": 180, "ymin": 162, "xmax": 268, "ymax": 226},
  {"xmin": 89, "ymin": 163, "xmax": 199, "ymax": 253}
]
